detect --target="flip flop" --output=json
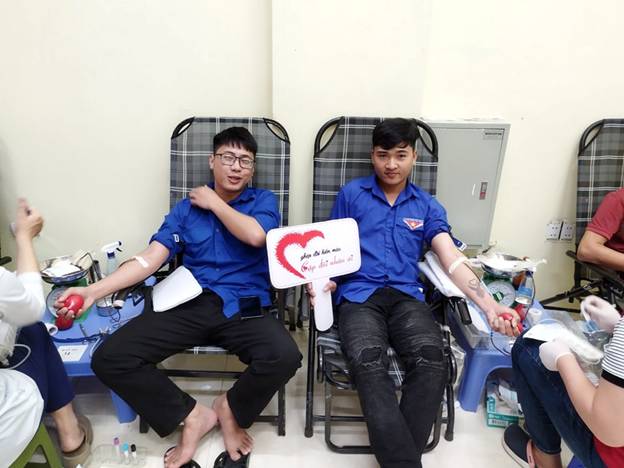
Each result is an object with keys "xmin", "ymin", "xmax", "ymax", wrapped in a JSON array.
[
  {"xmin": 164, "ymin": 446, "xmax": 202, "ymax": 468},
  {"xmin": 213, "ymin": 450, "xmax": 250, "ymax": 468}
]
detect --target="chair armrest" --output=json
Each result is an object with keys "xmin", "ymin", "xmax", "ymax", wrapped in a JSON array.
[
  {"xmin": 566, "ymin": 250, "xmax": 624, "ymax": 285},
  {"xmin": 0, "ymin": 256, "xmax": 11, "ymax": 267}
]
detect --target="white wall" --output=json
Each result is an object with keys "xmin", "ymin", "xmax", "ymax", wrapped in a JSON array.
[
  {"xmin": 1, "ymin": 0, "xmax": 623, "ymax": 300},
  {"xmin": 422, "ymin": 0, "xmax": 624, "ymax": 298},
  {"xmin": 272, "ymin": 0, "xmax": 432, "ymax": 225},
  {"xmin": 0, "ymin": 0, "xmax": 272, "ymax": 264}
]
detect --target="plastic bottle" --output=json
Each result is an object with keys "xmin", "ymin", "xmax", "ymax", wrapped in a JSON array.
[
  {"xmin": 515, "ymin": 270, "xmax": 535, "ymax": 306},
  {"xmin": 101, "ymin": 241, "xmax": 123, "ymax": 276}
]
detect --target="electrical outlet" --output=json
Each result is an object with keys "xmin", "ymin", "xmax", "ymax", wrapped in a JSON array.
[
  {"xmin": 545, "ymin": 221, "xmax": 563, "ymax": 240},
  {"xmin": 560, "ymin": 222, "xmax": 574, "ymax": 241}
]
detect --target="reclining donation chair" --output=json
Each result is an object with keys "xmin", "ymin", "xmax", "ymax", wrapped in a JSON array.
[
  {"xmin": 541, "ymin": 119, "xmax": 624, "ymax": 310},
  {"xmin": 303, "ymin": 116, "xmax": 460, "ymax": 453},
  {"xmin": 139, "ymin": 116, "xmax": 291, "ymax": 435}
]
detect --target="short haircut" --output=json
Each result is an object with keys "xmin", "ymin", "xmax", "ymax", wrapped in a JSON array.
[
  {"xmin": 213, "ymin": 127, "xmax": 258, "ymax": 156},
  {"xmin": 372, "ymin": 118, "xmax": 420, "ymax": 150}
]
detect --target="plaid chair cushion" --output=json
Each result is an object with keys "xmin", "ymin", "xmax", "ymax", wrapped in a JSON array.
[
  {"xmin": 576, "ymin": 119, "xmax": 624, "ymax": 241},
  {"xmin": 184, "ymin": 346, "xmax": 229, "ymax": 355},
  {"xmin": 313, "ymin": 116, "xmax": 438, "ymax": 222},
  {"xmin": 168, "ymin": 118, "xmax": 289, "ymax": 356},
  {"xmin": 313, "ymin": 116, "xmax": 439, "ymax": 390},
  {"xmin": 170, "ymin": 117, "xmax": 290, "ymax": 225},
  {"xmin": 317, "ymin": 327, "xmax": 405, "ymax": 388}
]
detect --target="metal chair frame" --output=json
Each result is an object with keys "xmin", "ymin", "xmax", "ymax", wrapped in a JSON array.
[{"xmin": 302, "ymin": 116, "xmax": 458, "ymax": 453}]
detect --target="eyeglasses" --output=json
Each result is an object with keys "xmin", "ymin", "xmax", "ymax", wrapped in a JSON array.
[{"xmin": 215, "ymin": 152, "xmax": 255, "ymax": 170}]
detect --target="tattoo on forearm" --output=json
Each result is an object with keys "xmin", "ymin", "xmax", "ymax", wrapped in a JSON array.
[{"xmin": 468, "ymin": 278, "xmax": 485, "ymax": 298}]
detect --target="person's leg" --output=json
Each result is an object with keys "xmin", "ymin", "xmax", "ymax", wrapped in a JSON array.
[
  {"xmin": 511, "ymin": 335, "xmax": 605, "ymax": 468},
  {"xmin": 1, "ymin": 370, "xmax": 44, "ymax": 466},
  {"xmin": 211, "ymin": 312, "xmax": 302, "ymax": 460},
  {"xmin": 339, "ymin": 289, "xmax": 420, "ymax": 468},
  {"xmin": 388, "ymin": 293, "xmax": 447, "ymax": 456},
  {"xmin": 92, "ymin": 292, "xmax": 220, "ymax": 468},
  {"xmin": 10, "ymin": 323, "xmax": 85, "ymax": 452}
]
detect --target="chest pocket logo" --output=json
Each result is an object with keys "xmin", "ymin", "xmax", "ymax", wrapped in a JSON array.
[{"xmin": 403, "ymin": 218, "xmax": 423, "ymax": 231}]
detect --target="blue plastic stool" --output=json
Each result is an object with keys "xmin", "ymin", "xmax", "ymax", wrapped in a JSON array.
[
  {"xmin": 457, "ymin": 346, "xmax": 512, "ymax": 411},
  {"xmin": 110, "ymin": 391, "xmax": 137, "ymax": 423},
  {"xmin": 448, "ymin": 311, "xmax": 513, "ymax": 411},
  {"xmin": 567, "ymin": 456, "xmax": 585, "ymax": 468}
]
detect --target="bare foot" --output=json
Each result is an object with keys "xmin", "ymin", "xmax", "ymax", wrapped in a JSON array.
[
  {"xmin": 213, "ymin": 393, "xmax": 253, "ymax": 461},
  {"xmin": 164, "ymin": 403, "xmax": 218, "ymax": 468},
  {"xmin": 58, "ymin": 425, "xmax": 84, "ymax": 453},
  {"xmin": 50, "ymin": 404, "xmax": 83, "ymax": 452}
]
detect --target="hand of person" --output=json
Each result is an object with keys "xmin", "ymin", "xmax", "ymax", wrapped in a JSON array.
[
  {"xmin": 189, "ymin": 185, "xmax": 220, "ymax": 211},
  {"xmin": 581, "ymin": 295, "xmax": 621, "ymax": 333},
  {"xmin": 305, "ymin": 280, "xmax": 336, "ymax": 308},
  {"xmin": 55, "ymin": 287, "xmax": 95, "ymax": 319},
  {"xmin": 539, "ymin": 339, "xmax": 574, "ymax": 371},
  {"xmin": 486, "ymin": 303, "xmax": 522, "ymax": 337},
  {"xmin": 14, "ymin": 198, "xmax": 43, "ymax": 240}
]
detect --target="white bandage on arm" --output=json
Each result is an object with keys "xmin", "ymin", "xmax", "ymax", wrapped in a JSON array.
[
  {"xmin": 132, "ymin": 256, "xmax": 149, "ymax": 268},
  {"xmin": 448, "ymin": 256, "xmax": 468, "ymax": 275}
]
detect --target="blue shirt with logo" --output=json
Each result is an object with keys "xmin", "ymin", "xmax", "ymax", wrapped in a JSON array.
[
  {"xmin": 330, "ymin": 174, "xmax": 450, "ymax": 305},
  {"xmin": 150, "ymin": 187, "xmax": 280, "ymax": 318}
]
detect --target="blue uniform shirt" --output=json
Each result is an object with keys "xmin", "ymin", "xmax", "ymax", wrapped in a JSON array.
[
  {"xmin": 150, "ymin": 187, "xmax": 280, "ymax": 318},
  {"xmin": 330, "ymin": 174, "xmax": 450, "ymax": 305}
]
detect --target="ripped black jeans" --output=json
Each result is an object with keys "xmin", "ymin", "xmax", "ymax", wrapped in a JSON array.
[{"xmin": 338, "ymin": 287, "xmax": 447, "ymax": 468}]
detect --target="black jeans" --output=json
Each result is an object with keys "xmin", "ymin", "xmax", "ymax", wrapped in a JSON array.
[
  {"xmin": 338, "ymin": 287, "xmax": 447, "ymax": 468},
  {"xmin": 92, "ymin": 291, "xmax": 302, "ymax": 437}
]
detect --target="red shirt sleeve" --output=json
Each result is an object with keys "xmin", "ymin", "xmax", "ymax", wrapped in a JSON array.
[{"xmin": 586, "ymin": 190, "xmax": 624, "ymax": 241}]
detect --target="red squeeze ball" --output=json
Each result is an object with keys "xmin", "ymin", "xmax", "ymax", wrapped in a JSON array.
[
  {"xmin": 499, "ymin": 312, "xmax": 523, "ymax": 333},
  {"xmin": 55, "ymin": 314, "xmax": 74, "ymax": 330},
  {"xmin": 63, "ymin": 295, "xmax": 84, "ymax": 314}
]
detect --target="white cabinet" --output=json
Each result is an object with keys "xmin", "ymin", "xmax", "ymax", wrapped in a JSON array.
[{"xmin": 426, "ymin": 120, "xmax": 510, "ymax": 248}]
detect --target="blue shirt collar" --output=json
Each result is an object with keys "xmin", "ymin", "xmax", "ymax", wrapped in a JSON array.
[
  {"xmin": 359, "ymin": 174, "xmax": 417, "ymax": 205},
  {"xmin": 207, "ymin": 183, "xmax": 255, "ymax": 205}
]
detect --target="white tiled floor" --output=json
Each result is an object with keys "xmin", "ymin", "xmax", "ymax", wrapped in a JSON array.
[{"xmin": 57, "ymin": 326, "xmax": 570, "ymax": 467}]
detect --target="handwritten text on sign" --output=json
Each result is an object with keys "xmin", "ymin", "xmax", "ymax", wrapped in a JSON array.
[{"xmin": 266, "ymin": 218, "xmax": 361, "ymax": 289}]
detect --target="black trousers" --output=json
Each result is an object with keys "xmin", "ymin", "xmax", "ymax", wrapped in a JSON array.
[
  {"xmin": 92, "ymin": 291, "xmax": 302, "ymax": 437},
  {"xmin": 338, "ymin": 287, "xmax": 447, "ymax": 468}
]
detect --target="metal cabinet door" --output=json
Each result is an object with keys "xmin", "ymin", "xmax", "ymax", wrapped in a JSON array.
[{"xmin": 432, "ymin": 125, "xmax": 507, "ymax": 248}]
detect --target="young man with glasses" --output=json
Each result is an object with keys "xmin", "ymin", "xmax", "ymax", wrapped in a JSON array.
[
  {"xmin": 309, "ymin": 118, "xmax": 520, "ymax": 468},
  {"xmin": 56, "ymin": 127, "xmax": 302, "ymax": 468}
]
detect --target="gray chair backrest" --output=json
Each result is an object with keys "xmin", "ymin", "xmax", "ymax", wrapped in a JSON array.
[
  {"xmin": 576, "ymin": 119, "xmax": 624, "ymax": 242},
  {"xmin": 312, "ymin": 116, "xmax": 438, "ymax": 222},
  {"xmin": 170, "ymin": 117, "xmax": 290, "ymax": 226}
]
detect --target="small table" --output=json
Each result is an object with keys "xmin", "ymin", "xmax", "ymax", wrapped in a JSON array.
[
  {"xmin": 451, "ymin": 302, "xmax": 546, "ymax": 412},
  {"xmin": 43, "ymin": 293, "xmax": 146, "ymax": 423}
]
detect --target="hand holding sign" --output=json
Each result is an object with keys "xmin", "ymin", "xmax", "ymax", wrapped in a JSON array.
[{"xmin": 266, "ymin": 219, "xmax": 360, "ymax": 331}]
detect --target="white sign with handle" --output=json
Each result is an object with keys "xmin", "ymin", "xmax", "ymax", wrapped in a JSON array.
[{"xmin": 266, "ymin": 218, "xmax": 361, "ymax": 331}]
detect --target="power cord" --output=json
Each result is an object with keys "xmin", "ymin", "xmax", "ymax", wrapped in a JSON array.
[{"xmin": 7, "ymin": 344, "xmax": 32, "ymax": 369}]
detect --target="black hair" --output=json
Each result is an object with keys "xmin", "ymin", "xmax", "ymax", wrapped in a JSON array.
[
  {"xmin": 213, "ymin": 127, "xmax": 258, "ymax": 156},
  {"xmin": 372, "ymin": 118, "xmax": 420, "ymax": 150}
]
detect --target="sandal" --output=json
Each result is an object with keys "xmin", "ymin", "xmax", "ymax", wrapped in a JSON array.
[
  {"xmin": 213, "ymin": 450, "xmax": 250, "ymax": 468},
  {"xmin": 61, "ymin": 414, "xmax": 93, "ymax": 468},
  {"xmin": 164, "ymin": 446, "xmax": 201, "ymax": 468},
  {"xmin": 76, "ymin": 414, "xmax": 93, "ymax": 445},
  {"xmin": 61, "ymin": 433, "xmax": 91, "ymax": 468}
]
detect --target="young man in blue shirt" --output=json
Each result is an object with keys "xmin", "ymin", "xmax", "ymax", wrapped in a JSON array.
[
  {"xmin": 56, "ymin": 128, "xmax": 302, "ymax": 468},
  {"xmin": 310, "ymin": 118, "xmax": 519, "ymax": 468}
]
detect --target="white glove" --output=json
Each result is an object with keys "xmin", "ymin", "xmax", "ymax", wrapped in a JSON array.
[
  {"xmin": 539, "ymin": 339, "xmax": 573, "ymax": 372},
  {"xmin": 581, "ymin": 295, "xmax": 621, "ymax": 333}
]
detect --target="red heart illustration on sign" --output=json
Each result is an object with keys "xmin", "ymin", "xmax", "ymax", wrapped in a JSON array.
[{"xmin": 275, "ymin": 230, "xmax": 325, "ymax": 279}]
